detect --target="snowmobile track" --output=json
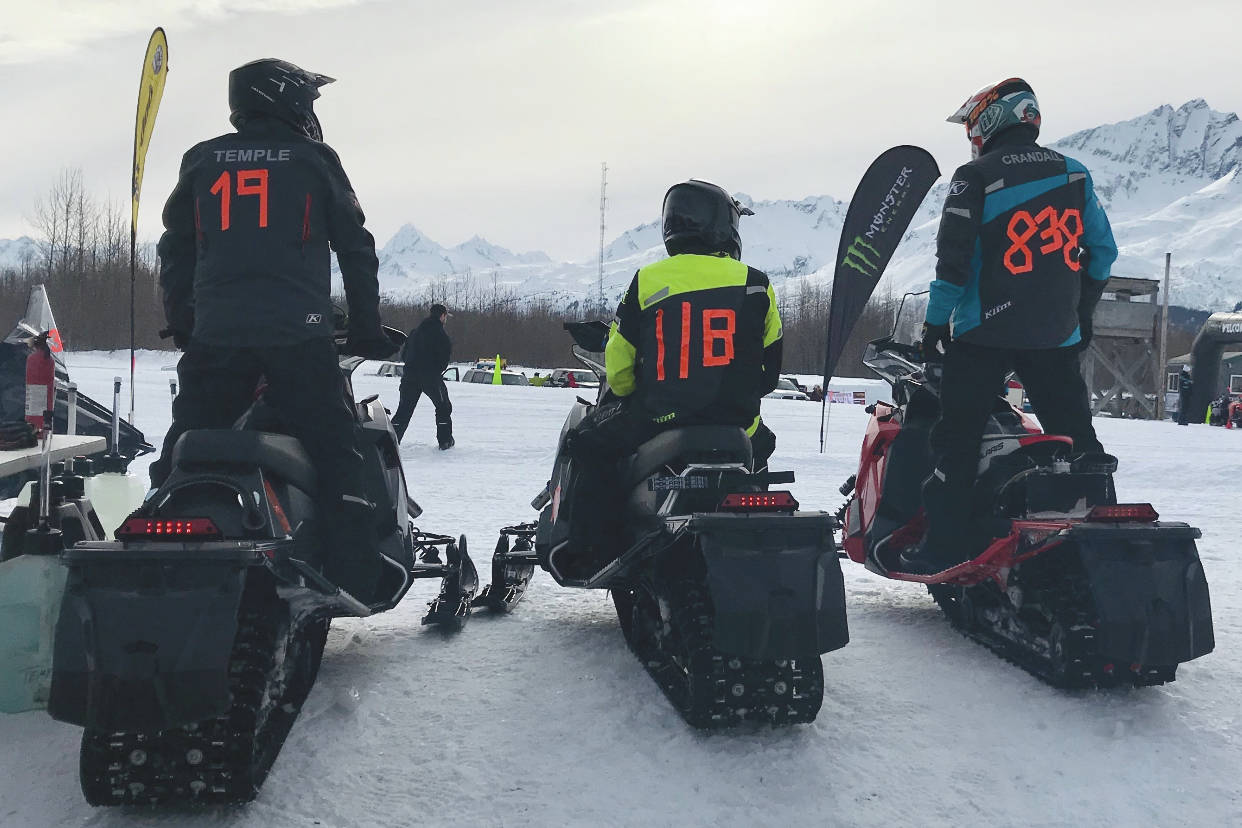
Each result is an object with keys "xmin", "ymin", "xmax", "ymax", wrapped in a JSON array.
[
  {"xmin": 927, "ymin": 573, "xmax": 1176, "ymax": 690},
  {"xmin": 78, "ymin": 598, "xmax": 329, "ymax": 806},
  {"xmin": 616, "ymin": 577, "xmax": 823, "ymax": 730}
]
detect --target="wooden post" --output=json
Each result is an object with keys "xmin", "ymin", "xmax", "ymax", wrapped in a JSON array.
[{"xmin": 1156, "ymin": 252, "xmax": 1172, "ymax": 419}]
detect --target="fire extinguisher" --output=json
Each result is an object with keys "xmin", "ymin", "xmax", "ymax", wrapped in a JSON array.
[{"xmin": 26, "ymin": 332, "xmax": 55, "ymax": 433}]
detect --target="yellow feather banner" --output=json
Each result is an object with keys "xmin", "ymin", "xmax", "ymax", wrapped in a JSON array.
[
  {"xmin": 129, "ymin": 27, "xmax": 169, "ymax": 423},
  {"xmin": 131, "ymin": 28, "xmax": 169, "ymax": 232}
]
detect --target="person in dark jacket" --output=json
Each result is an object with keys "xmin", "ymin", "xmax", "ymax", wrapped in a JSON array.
[
  {"xmin": 564, "ymin": 181, "xmax": 782, "ymax": 569},
  {"xmin": 605, "ymin": 181, "xmax": 782, "ymax": 450},
  {"xmin": 901, "ymin": 78, "xmax": 1118, "ymax": 575},
  {"xmin": 151, "ymin": 59, "xmax": 394, "ymax": 600},
  {"xmin": 1177, "ymin": 365, "xmax": 1193, "ymax": 426},
  {"xmin": 391, "ymin": 304, "xmax": 454, "ymax": 449}
]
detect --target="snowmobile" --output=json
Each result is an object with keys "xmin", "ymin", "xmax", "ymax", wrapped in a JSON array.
[
  {"xmin": 486, "ymin": 322, "xmax": 849, "ymax": 729},
  {"xmin": 45, "ymin": 324, "xmax": 479, "ymax": 806},
  {"xmin": 836, "ymin": 299, "xmax": 1214, "ymax": 687}
]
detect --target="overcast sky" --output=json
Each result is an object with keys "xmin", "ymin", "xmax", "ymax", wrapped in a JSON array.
[{"xmin": 2, "ymin": 0, "xmax": 1239, "ymax": 260}]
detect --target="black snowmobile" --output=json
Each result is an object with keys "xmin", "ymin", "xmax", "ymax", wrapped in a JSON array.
[
  {"xmin": 46, "ymin": 325, "xmax": 480, "ymax": 806},
  {"xmin": 486, "ymin": 322, "xmax": 849, "ymax": 729}
]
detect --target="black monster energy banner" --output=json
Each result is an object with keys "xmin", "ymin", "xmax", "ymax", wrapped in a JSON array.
[{"xmin": 822, "ymin": 145, "xmax": 940, "ymax": 387}]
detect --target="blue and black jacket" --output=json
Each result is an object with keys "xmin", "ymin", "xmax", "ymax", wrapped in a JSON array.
[{"xmin": 926, "ymin": 128, "xmax": 1117, "ymax": 349}]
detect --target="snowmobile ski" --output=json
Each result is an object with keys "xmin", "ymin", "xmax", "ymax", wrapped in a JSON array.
[
  {"xmin": 473, "ymin": 525, "xmax": 539, "ymax": 612},
  {"xmin": 420, "ymin": 535, "xmax": 478, "ymax": 627}
]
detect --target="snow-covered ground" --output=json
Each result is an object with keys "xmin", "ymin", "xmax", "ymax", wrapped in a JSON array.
[{"xmin": 2, "ymin": 350, "xmax": 1240, "ymax": 827}]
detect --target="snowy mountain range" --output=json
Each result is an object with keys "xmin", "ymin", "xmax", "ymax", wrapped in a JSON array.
[
  {"xmin": 367, "ymin": 99, "xmax": 1242, "ymax": 312},
  {"xmin": 0, "ymin": 237, "xmax": 37, "ymax": 272},
  {"xmin": 2, "ymin": 100, "xmax": 1238, "ymax": 312}
]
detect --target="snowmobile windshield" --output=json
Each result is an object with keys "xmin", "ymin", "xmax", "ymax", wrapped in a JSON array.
[{"xmin": 891, "ymin": 292, "xmax": 929, "ymax": 346}]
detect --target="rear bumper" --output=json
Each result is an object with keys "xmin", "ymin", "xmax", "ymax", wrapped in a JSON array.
[
  {"xmin": 691, "ymin": 511, "xmax": 849, "ymax": 660},
  {"xmin": 1072, "ymin": 521, "xmax": 1214, "ymax": 666}
]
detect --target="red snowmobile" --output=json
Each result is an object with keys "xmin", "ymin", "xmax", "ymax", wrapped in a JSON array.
[{"xmin": 836, "ymin": 305, "xmax": 1215, "ymax": 687}]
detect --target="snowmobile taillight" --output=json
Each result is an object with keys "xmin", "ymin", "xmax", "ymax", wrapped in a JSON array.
[
  {"xmin": 118, "ymin": 517, "xmax": 223, "ymax": 539},
  {"xmin": 719, "ymin": 491, "xmax": 799, "ymax": 512},
  {"xmin": 1085, "ymin": 504, "xmax": 1159, "ymax": 523}
]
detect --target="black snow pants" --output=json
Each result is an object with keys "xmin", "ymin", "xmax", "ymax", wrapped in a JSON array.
[
  {"xmin": 923, "ymin": 340, "xmax": 1103, "ymax": 557},
  {"xmin": 1177, "ymin": 388, "xmax": 1193, "ymax": 425},
  {"xmin": 391, "ymin": 373, "xmax": 453, "ymax": 445},
  {"xmin": 567, "ymin": 400, "xmax": 776, "ymax": 567},
  {"xmin": 150, "ymin": 338, "xmax": 381, "ymax": 598}
]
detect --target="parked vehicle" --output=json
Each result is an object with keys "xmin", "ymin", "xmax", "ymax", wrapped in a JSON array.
[
  {"xmin": 764, "ymin": 378, "xmax": 809, "ymax": 401},
  {"xmin": 546, "ymin": 368, "xmax": 601, "ymax": 389},
  {"xmin": 461, "ymin": 368, "xmax": 529, "ymax": 386}
]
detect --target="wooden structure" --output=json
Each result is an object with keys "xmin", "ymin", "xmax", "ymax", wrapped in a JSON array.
[{"xmin": 1082, "ymin": 276, "xmax": 1160, "ymax": 419}]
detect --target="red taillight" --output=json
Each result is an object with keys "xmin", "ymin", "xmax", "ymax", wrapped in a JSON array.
[
  {"xmin": 1085, "ymin": 504, "xmax": 1159, "ymax": 523},
  {"xmin": 118, "ymin": 517, "xmax": 222, "ymax": 539},
  {"xmin": 719, "ymin": 491, "xmax": 800, "ymax": 512}
]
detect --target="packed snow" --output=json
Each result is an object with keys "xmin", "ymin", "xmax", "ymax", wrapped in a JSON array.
[{"xmin": 1, "ymin": 349, "xmax": 1239, "ymax": 827}]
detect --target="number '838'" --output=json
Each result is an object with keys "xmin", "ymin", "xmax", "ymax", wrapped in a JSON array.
[{"xmin": 1003, "ymin": 207, "xmax": 1083, "ymax": 275}]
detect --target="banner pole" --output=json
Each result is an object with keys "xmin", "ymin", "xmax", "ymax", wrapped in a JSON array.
[
  {"xmin": 128, "ymin": 27, "xmax": 169, "ymax": 426},
  {"xmin": 129, "ymin": 229, "xmax": 136, "ymax": 424}
]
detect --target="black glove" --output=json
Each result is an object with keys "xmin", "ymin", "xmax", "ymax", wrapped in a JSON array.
[
  {"xmin": 1076, "ymin": 313, "xmax": 1095, "ymax": 353},
  {"xmin": 346, "ymin": 330, "xmax": 396, "ymax": 360},
  {"xmin": 1076, "ymin": 273, "xmax": 1107, "ymax": 353},
  {"xmin": 919, "ymin": 323, "xmax": 952, "ymax": 362},
  {"xmin": 158, "ymin": 327, "xmax": 191, "ymax": 351}
]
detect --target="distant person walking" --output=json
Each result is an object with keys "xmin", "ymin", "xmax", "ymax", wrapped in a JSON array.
[
  {"xmin": 1177, "ymin": 365, "xmax": 1193, "ymax": 426},
  {"xmin": 391, "ymin": 304, "xmax": 454, "ymax": 449}
]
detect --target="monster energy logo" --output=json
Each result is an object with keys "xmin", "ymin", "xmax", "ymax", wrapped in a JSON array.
[
  {"xmin": 842, "ymin": 236, "xmax": 881, "ymax": 276},
  {"xmin": 864, "ymin": 166, "xmax": 915, "ymax": 240}
]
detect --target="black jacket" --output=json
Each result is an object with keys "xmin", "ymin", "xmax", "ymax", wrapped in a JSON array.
[
  {"xmin": 157, "ymin": 117, "xmax": 381, "ymax": 348},
  {"xmin": 402, "ymin": 316, "xmax": 452, "ymax": 379},
  {"xmin": 604, "ymin": 254, "xmax": 783, "ymax": 433},
  {"xmin": 926, "ymin": 128, "xmax": 1118, "ymax": 350}
]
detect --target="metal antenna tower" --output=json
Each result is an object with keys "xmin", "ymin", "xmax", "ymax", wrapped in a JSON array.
[{"xmin": 598, "ymin": 162, "xmax": 607, "ymax": 311}]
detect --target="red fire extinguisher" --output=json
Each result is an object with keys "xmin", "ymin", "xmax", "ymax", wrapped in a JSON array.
[{"xmin": 26, "ymin": 332, "xmax": 55, "ymax": 433}]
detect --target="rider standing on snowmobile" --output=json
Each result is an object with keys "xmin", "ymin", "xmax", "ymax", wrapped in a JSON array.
[
  {"xmin": 153, "ymin": 59, "xmax": 394, "ymax": 599},
  {"xmin": 605, "ymin": 179, "xmax": 783, "ymax": 467},
  {"xmin": 903, "ymin": 78, "xmax": 1118, "ymax": 575},
  {"xmin": 391, "ymin": 303, "xmax": 454, "ymax": 449}
]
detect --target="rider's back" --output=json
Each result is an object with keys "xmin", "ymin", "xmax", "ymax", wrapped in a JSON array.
[
  {"xmin": 159, "ymin": 117, "xmax": 378, "ymax": 349},
  {"xmin": 608, "ymin": 252, "xmax": 780, "ymax": 433}
]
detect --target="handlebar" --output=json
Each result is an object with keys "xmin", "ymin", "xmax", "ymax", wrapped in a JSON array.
[{"xmin": 334, "ymin": 325, "xmax": 407, "ymax": 359}]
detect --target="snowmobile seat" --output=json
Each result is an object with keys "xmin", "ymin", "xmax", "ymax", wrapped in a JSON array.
[
  {"xmin": 171, "ymin": 430, "xmax": 318, "ymax": 496},
  {"xmin": 624, "ymin": 425, "xmax": 753, "ymax": 486}
]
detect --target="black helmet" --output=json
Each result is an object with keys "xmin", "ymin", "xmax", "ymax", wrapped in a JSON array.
[
  {"xmin": 228, "ymin": 58, "xmax": 335, "ymax": 140},
  {"xmin": 661, "ymin": 180, "xmax": 755, "ymax": 260}
]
